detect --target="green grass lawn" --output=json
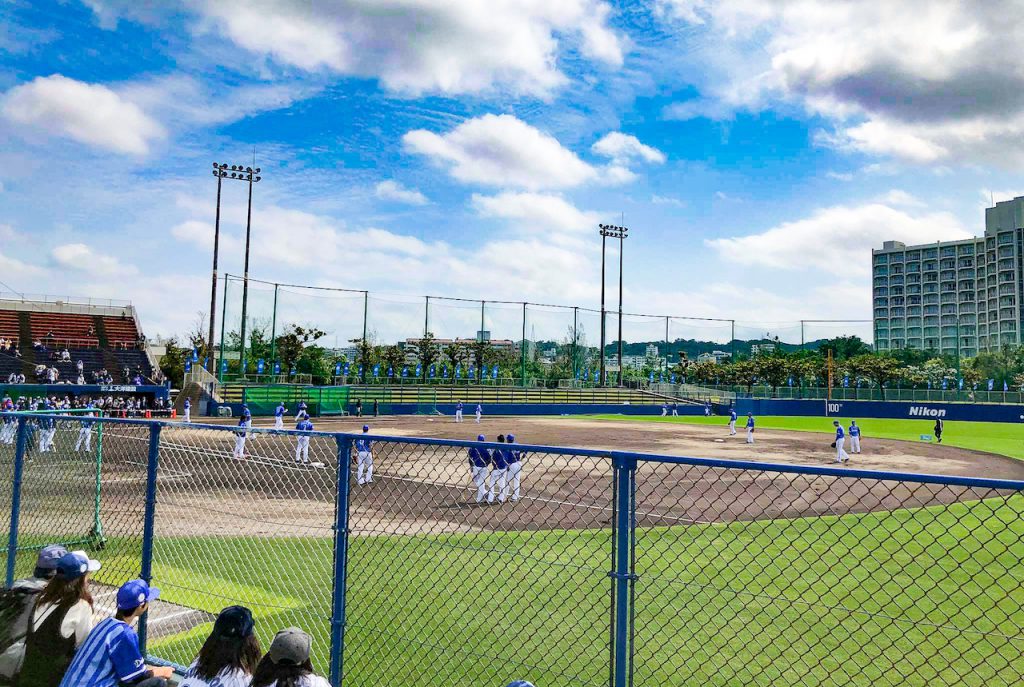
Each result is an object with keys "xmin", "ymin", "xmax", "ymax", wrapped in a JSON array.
[{"xmin": 583, "ymin": 414, "xmax": 1024, "ymax": 461}]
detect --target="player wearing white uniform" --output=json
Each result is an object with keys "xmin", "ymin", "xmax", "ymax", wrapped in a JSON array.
[
  {"xmin": 704, "ymin": 402, "xmax": 712, "ymax": 417},
  {"xmin": 728, "ymin": 408, "xmax": 737, "ymax": 436},
  {"xmin": 455, "ymin": 401, "xmax": 464, "ymax": 423},
  {"xmin": 487, "ymin": 435, "xmax": 508, "ymax": 504},
  {"xmin": 75, "ymin": 406, "xmax": 96, "ymax": 452},
  {"xmin": 183, "ymin": 398, "xmax": 191, "ymax": 423},
  {"xmin": 356, "ymin": 426, "xmax": 373, "ymax": 485},
  {"xmin": 274, "ymin": 402, "xmax": 287, "ymax": 430},
  {"xmin": 849, "ymin": 421, "xmax": 862, "ymax": 454},
  {"xmin": 0, "ymin": 398, "xmax": 14, "ymax": 445},
  {"xmin": 295, "ymin": 402, "xmax": 308, "ymax": 421},
  {"xmin": 671, "ymin": 402, "xmax": 678, "ymax": 417},
  {"xmin": 38, "ymin": 403, "xmax": 56, "ymax": 453},
  {"xmin": 745, "ymin": 413, "xmax": 755, "ymax": 444},
  {"xmin": 502, "ymin": 434, "xmax": 523, "ymax": 503},
  {"xmin": 475, "ymin": 404, "xmax": 482, "ymax": 423},
  {"xmin": 468, "ymin": 435, "xmax": 491, "ymax": 503},
  {"xmin": 295, "ymin": 416, "xmax": 313, "ymax": 464},
  {"xmin": 232, "ymin": 417, "xmax": 247, "ymax": 459},
  {"xmin": 661, "ymin": 403, "xmax": 668, "ymax": 417},
  {"xmin": 833, "ymin": 421, "xmax": 850, "ymax": 463},
  {"xmin": 241, "ymin": 404, "xmax": 252, "ymax": 437}
]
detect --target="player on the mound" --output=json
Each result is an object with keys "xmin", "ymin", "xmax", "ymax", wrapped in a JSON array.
[
  {"xmin": 849, "ymin": 420, "xmax": 861, "ymax": 454},
  {"xmin": 832, "ymin": 420, "xmax": 850, "ymax": 463},
  {"xmin": 455, "ymin": 401, "xmax": 464, "ymax": 423},
  {"xmin": 745, "ymin": 413, "xmax": 755, "ymax": 444},
  {"xmin": 728, "ymin": 407, "xmax": 737, "ymax": 436},
  {"xmin": 295, "ymin": 401, "xmax": 308, "ymax": 421},
  {"xmin": 274, "ymin": 402, "xmax": 287, "ymax": 430},
  {"xmin": 356, "ymin": 425, "xmax": 373, "ymax": 485},
  {"xmin": 295, "ymin": 413, "xmax": 314, "ymax": 464},
  {"xmin": 469, "ymin": 435, "xmax": 491, "ymax": 503},
  {"xmin": 232, "ymin": 416, "xmax": 247, "ymax": 460}
]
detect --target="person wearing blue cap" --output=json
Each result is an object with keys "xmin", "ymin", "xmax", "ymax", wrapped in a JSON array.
[
  {"xmin": 180, "ymin": 606, "xmax": 261, "ymax": 687},
  {"xmin": 295, "ymin": 415, "xmax": 314, "ymax": 465},
  {"xmin": 468, "ymin": 435, "xmax": 491, "ymax": 504},
  {"xmin": 58, "ymin": 579, "xmax": 172, "ymax": 687},
  {"xmin": 487, "ymin": 435, "xmax": 508, "ymax": 504},
  {"xmin": 75, "ymin": 404, "xmax": 97, "ymax": 453},
  {"xmin": 501, "ymin": 434, "xmax": 523, "ymax": 503},
  {"xmin": 356, "ymin": 426, "xmax": 373, "ymax": 485},
  {"xmin": 0, "ymin": 545, "xmax": 68, "ymax": 682},
  {"xmin": 16, "ymin": 550, "xmax": 101, "ymax": 687},
  {"xmin": 183, "ymin": 397, "xmax": 191, "ymax": 423},
  {"xmin": 232, "ymin": 416, "xmax": 247, "ymax": 460},
  {"xmin": 274, "ymin": 402, "xmax": 288, "ymax": 431}
]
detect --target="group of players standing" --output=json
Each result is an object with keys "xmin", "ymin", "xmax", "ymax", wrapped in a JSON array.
[{"xmin": 454, "ymin": 401, "xmax": 524, "ymax": 504}]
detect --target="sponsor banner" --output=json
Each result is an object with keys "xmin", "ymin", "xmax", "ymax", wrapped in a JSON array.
[{"xmin": 733, "ymin": 399, "xmax": 1024, "ymax": 423}]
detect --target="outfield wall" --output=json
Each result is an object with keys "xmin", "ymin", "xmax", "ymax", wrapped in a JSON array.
[
  {"xmin": 210, "ymin": 402, "xmax": 693, "ymax": 418},
  {"xmin": 731, "ymin": 398, "xmax": 1024, "ymax": 423}
]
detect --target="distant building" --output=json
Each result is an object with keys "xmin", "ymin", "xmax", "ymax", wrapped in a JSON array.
[
  {"xmin": 696, "ymin": 350, "xmax": 731, "ymax": 364},
  {"xmin": 750, "ymin": 343, "xmax": 776, "ymax": 356}
]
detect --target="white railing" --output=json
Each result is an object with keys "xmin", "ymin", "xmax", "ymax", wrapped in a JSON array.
[{"xmin": 183, "ymin": 365, "xmax": 222, "ymax": 402}]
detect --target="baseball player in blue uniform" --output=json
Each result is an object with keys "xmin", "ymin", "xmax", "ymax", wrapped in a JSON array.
[
  {"xmin": 357, "ymin": 425, "xmax": 373, "ymax": 485},
  {"xmin": 661, "ymin": 402, "xmax": 668, "ymax": 417},
  {"xmin": 455, "ymin": 401, "xmax": 464, "ymax": 423},
  {"xmin": 183, "ymin": 397, "xmax": 191, "ymax": 422},
  {"xmin": 0, "ymin": 397, "xmax": 14, "ymax": 445},
  {"xmin": 75, "ymin": 404, "xmax": 96, "ymax": 452},
  {"xmin": 728, "ymin": 408, "xmax": 737, "ymax": 436},
  {"xmin": 274, "ymin": 402, "xmax": 288, "ymax": 430},
  {"xmin": 241, "ymin": 403, "xmax": 252, "ymax": 434},
  {"xmin": 295, "ymin": 415, "xmax": 314, "ymax": 464},
  {"xmin": 501, "ymin": 434, "xmax": 523, "ymax": 503},
  {"xmin": 745, "ymin": 413, "xmax": 755, "ymax": 444},
  {"xmin": 232, "ymin": 416, "xmax": 247, "ymax": 459},
  {"xmin": 295, "ymin": 401, "xmax": 308, "ymax": 421},
  {"xmin": 487, "ymin": 434, "xmax": 508, "ymax": 504},
  {"xmin": 833, "ymin": 420, "xmax": 850, "ymax": 463},
  {"xmin": 38, "ymin": 402, "xmax": 56, "ymax": 453},
  {"xmin": 475, "ymin": 403, "xmax": 482, "ymax": 423},
  {"xmin": 704, "ymin": 401, "xmax": 712, "ymax": 417},
  {"xmin": 469, "ymin": 435, "xmax": 491, "ymax": 503},
  {"xmin": 671, "ymin": 402, "xmax": 678, "ymax": 417},
  {"xmin": 849, "ymin": 420, "xmax": 861, "ymax": 454}
]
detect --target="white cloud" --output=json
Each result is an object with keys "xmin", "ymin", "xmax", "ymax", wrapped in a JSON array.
[
  {"xmin": 651, "ymin": 194, "xmax": 686, "ymax": 207},
  {"xmin": 404, "ymin": 114, "xmax": 598, "ymax": 190},
  {"xmin": 51, "ymin": 243, "xmax": 139, "ymax": 277},
  {"xmin": 170, "ymin": 220, "xmax": 215, "ymax": 251},
  {"xmin": 1, "ymin": 75, "xmax": 165, "ymax": 155},
  {"xmin": 877, "ymin": 190, "xmax": 924, "ymax": 208},
  {"xmin": 471, "ymin": 192, "xmax": 599, "ymax": 234},
  {"xmin": 658, "ymin": 0, "xmax": 1024, "ymax": 166},
  {"xmin": 192, "ymin": 0, "xmax": 624, "ymax": 97},
  {"xmin": 706, "ymin": 202, "xmax": 972, "ymax": 276},
  {"xmin": 714, "ymin": 191, "xmax": 741, "ymax": 202},
  {"xmin": 375, "ymin": 180, "xmax": 429, "ymax": 206},
  {"xmin": 592, "ymin": 132, "xmax": 666, "ymax": 165},
  {"xmin": 825, "ymin": 171, "xmax": 854, "ymax": 182}
]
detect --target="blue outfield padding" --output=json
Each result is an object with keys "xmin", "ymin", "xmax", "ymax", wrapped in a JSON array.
[
  {"xmin": 210, "ymin": 402, "xmax": 698, "ymax": 418},
  {"xmin": 730, "ymin": 398, "xmax": 1024, "ymax": 424}
]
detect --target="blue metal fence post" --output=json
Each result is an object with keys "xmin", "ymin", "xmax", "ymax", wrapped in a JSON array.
[
  {"xmin": 329, "ymin": 434, "xmax": 355, "ymax": 687},
  {"xmin": 138, "ymin": 423, "xmax": 162, "ymax": 653},
  {"xmin": 5, "ymin": 418, "xmax": 29, "ymax": 586},
  {"xmin": 610, "ymin": 453, "xmax": 637, "ymax": 687}
]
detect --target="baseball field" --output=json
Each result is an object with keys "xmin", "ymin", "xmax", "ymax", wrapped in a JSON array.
[{"xmin": 5, "ymin": 413, "xmax": 1024, "ymax": 686}]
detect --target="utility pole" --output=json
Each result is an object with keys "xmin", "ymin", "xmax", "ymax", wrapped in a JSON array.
[{"xmin": 599, "ymin": 224, "xmax": 628, "ymax": 386}]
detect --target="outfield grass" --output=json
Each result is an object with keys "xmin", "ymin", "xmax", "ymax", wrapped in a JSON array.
[{"xmin": 583, "ymin": 414, "xmax": 1024, "ymax": 461}]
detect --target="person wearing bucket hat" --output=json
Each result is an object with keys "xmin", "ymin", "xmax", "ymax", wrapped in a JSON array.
[
  {"xmin": 0, "ymin": 545, "xmax": 68, "ymax": 682},
  {"xmin": 14, "ymin": 551, "xmax": 101, "ymax": 687},
  {"xmin": 58, "ymin": 579, "xmax": 172, "ymax": 687},
  {"xmin": 250, "ymin": 627, "xmax": 329, "ymax": 687},
  {"xmin": 180, "ymin": 606, "xmax": 262, "ymax": 687}
]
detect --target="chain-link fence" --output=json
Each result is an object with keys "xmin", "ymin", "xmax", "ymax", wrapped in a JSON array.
[{"xmin": 2, "ymin": 413, "xmax": 1023, "ymax": 687}]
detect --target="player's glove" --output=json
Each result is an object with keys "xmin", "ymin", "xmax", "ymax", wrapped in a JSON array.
[{"xmin": 830, "ymin": 442, "xmax": 836, "ymax": 448}]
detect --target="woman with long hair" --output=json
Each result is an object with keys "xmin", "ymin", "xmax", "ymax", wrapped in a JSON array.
[
  {"xmin": 179, "ymin": 606, "xmax": 262, "ymax": 687},
  {"xmin": 250, "ymin": 628, "xmax": 329, "ymax": 687},
  {"xmin": 14, "ymin": 551, "xmax": 99, "ymax": 687}
]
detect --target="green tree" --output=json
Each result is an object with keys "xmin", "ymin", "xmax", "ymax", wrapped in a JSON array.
[
  {"xmin": 159, "ymin": 337, "xmax": 187, "ymax": 385},
  {"xmin": 348, "ymin": 333, "xmax": 377, "ymax": 379},
  {"xmin": 445, "ymin": 340, "xmax": 468, "ymax": 372},
  {"xmin": 754, "ymin": 354, "xmax": 790, "ymax": 393},
  {"xmin": 817, "ymin": 335, "xmax": 872, "ymax": 360},
  {"xmin": 380, "ymin": 345, "xmax": 405, "ymax": 379},
  {"xmin": 416, "ymin": 332, "xmax": 439, "ymax": 379},
  {"xmin": 847, "ymin": 354, "xmax": 902, "ymax": 400},
  {"xmin": 276, "ymin": 325, "xmax": 326, "ymax": 375},
  {"xmin": 727, "ymin": 359, "xmax": 758, "ymax": 393}
]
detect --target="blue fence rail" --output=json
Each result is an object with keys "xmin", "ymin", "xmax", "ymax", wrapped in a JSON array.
[{"xmin": 2, "ymin": 412, "xmax": 1023, "ymax": 686}]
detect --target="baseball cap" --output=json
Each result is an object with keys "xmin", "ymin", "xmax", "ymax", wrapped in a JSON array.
[
  {"xmin": 116, "ymin": 579, "xmax": 160, "ymax": 611},
  {"xmin": 268, "ymin": 627, "xmax": 312, "ymax": 665},
  {"xmin": 36, "ymin": 544, "xmax": 68, "ymax": 571},
  {"xmin": 477, "ymin": 434, "xmax": 485, "ymax": 441},
  {"xmin": 362, "ymin": 425, "xmax": 369, "ymax": 432},
  {"xmin": 56, "ymin": 550, "xmax": 101, "ymax": 580},
  {"xmin": 507, "ymin": 434, "xmax": 515, "ymax": 443},
  {"xmin": 212, "ymin": 605, "xmax": 255, "ymax": 639}
]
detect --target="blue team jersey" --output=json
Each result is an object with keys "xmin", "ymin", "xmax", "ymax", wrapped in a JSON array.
[
  {"xmin": 296, "ymin": 419, "xmax": 314, "ymax": 432},
  {"xmin": 506, "ymin": 448, "xmax": 521, "ymax": 465},
  {"xmin": 59, "ymin": 618, "xmax": 147, "ymax": 687},
  {"xmin": 457, "ymin": 402, "xmax": 463, "ymax": 410},
  {"xmin": 356, "ymin": 438, "xmax": 372, "ymax": 452},
  {"xmin": 836, "ymin": 426, "xmax": 845, "ymax": 439},
  {"xmin": 81, "ymin": 413, "xmax": 95, "ymax": 428},
  {"xmin": 849, "ymin": 425, "xmax": 860, "ymax": 437},
  {"xmin": 746, "ymin": 417, "xmax": 755, "ymax": 428},
  {"xmin": 476, "ymin": 405, "xmax": 482, "ymax": 412},
  {"xmin": 242, "ymin": 408, "xmax": 251, "ymax": 420},
  {"xmin": 491, "ymin": 448, "xmax": 509, "ymax": 470},
  {"xmin": 40, "ymin": 416, "xmax": 54, "ymax": 429},
  {"xmin": 184, "ymin": 399, "xmax": 190, "ymax": 408},
  {"xmin": 730, "ymin": 411, "xmax": 737, "ymax": 421},
  {"xmin": 275, "ymin": 405, "xmax": 285, "ymax": 417},
  {"xmin": 468, "ymin": 446, "xmax": 490, "ymax": 468}
]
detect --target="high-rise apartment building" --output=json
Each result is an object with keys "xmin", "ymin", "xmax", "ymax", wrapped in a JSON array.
[{"xmin": 873, "ymin": 196, "xmax": 1024, "ymax": 356}]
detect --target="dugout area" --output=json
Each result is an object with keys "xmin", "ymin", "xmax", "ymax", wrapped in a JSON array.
[{"xmin": 2, "ymin": 413, "xmax": 1023, "ymax": 685}]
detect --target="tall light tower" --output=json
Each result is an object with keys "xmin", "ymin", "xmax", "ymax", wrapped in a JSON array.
[
  {"xmin": 210, "ymin": 162, "xmax": 261, "ymax": 376},
  {"xmin": 599, "ymin": 223, "xmax": 628, "ymax": 386}
]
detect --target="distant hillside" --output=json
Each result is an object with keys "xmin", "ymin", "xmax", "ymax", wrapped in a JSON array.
[{"xmin": 532, "ymin": 338, "xmax": 835, "ymax": 359}]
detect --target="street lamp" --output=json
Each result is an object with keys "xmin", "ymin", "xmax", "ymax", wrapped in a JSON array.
[
  {"xmin": 599, "ymin": 223, "xmax": 628, "ymax": 387},
  {"xmin": 211, "ymin": 162, "xmax": 261, "ymax": 380}
]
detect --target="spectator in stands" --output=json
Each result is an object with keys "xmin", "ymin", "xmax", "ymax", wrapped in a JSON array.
[
  {"xmin": 0, "ymin": 545, "xmax": 68, "ymax": 682},
  {"xmin": 60, "ymin": 349, "xmax": 70, "ymax": 362},
  {"xmin": 250, "ymin": 628, "xmax": 329, "ymax": 687},
  {"xmin": 57, "ymin": 579, "xmax": 172, "ymax": 687},
  {"xmin": 15, "ymin": 373, "xmax": 24, "ymax": 384},
  {"xmin": 7, "ymin": 372, "xmax": 17, "ymax": 384},
  {"xmin": 13, "ymin": 346, "xmax": 21, "ymax": 359},
  {"xmin": 76, "ymin": 360, "xmax": 83, "ymax": 374},
  {"xmin": 179, "ymin": 606, "xmax": 261, "ymax": 687},
  {"xmin": 76, "ymin": 373, "xmax": 85, "ymax": 385},
  {"xmin": 16, "ymin": 550, "xmax": 101, "ymax": 687},
  {"xmin": 87, "ymin": 324, "xmax": 96, "ymax": 338}
]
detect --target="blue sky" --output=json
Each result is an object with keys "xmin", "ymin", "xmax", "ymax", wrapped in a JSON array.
[{"xmin": 2, "ymin": 0, "xmax": 1024, "ymax": 344}]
